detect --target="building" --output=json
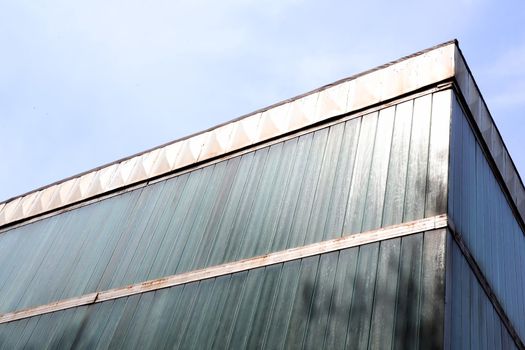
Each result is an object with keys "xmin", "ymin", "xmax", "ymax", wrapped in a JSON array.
[{"xmin": 0, "ymin": 40, "xmax": 523, "ymax": 349}]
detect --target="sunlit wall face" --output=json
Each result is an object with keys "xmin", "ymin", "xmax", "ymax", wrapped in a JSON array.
[
  {"xmin": 0, "ymin": 89, "xmax": 453, "ymax": 349},
  {"xmin": 1, "ymin": 41, "xmax": 524, "ymax": 349}
]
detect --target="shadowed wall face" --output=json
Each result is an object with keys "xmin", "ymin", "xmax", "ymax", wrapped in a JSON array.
[
  {"xmin": 448, "ymin": 235, "xmax": 518, "ymax": 350},
  {"xmin": 0, "ymin": 230, "xmax": 447, "ymax": 350},
  {"xmin": 448, "ymin": 94, "xmax": 525, "ymax": 344}
]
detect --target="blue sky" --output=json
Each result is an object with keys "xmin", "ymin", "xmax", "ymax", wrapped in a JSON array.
[{"xmin": 1, "ymin": 0, "xmax": 524, "ymax": 201}]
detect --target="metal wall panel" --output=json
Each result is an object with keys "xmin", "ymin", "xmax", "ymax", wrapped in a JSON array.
[
  {"xmin": 448, "ymin": 236, "xmax": 518, "ymax": 350},
  {"xmin": 0, "ymin": 230, "xmax": 446, "ymax": 350},
  {"xmin": 0, "ymin": 90, "xmax": 452, "ymax": 316},
  {"xmin": 448, "ymin": 95, "xmax": 525, "ymax": 341}
]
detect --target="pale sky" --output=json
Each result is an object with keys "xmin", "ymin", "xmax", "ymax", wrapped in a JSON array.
[{"xmin": 1, "ymin": 0, "xmax": 524, "ymax": 201}]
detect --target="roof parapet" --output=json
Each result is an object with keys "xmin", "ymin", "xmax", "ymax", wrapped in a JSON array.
[{"xmin": 2, "ymin": 40, "xmax": 523, "ymax": 229}]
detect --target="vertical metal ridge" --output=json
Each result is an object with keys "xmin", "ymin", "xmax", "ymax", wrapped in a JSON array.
[
  {"xmin": 344, "ymin": 111, "xmax": 379, "ymax": 234},
  {"xmin": 0, "ymin": 91, "xmax": 454, "ymax": 349},
  {"xmin": 303, "ymin": 124, "xmax": 343, "ymax": 245},
  {"xmin": 448, "ymin": 224, "xmax": 525, "ymax": 350},
  {"xmin": 378, "ymin": 104, "xmax": 398, "ymax": 228},
  {"xmin": 256, "ymin": 263, "xmax": 284, "ymax": 350},
  {"xmin": 426, "ymin": 90, "xmax": 452, "ymax": 217},
  {"xmin": 229, "ymin": 147, "xmax": 271, "ymax": 262},
  {"xmin": 364, "ymin": 241, "xmax": 382, "ymax": 350},
  {"xmin": 357, "ymin": 112, "xmax": 380, "ymax": 233},
  {"xmin": 223, "ymin": 270, "xmax": 251, "ymax": 350},
  {"xmin": 320, "ymin": 250, "xmax": 342, "ymax": 350},
  {"xmin": 369, "ymin": 237, "xmax": 403, "ymax": 349},
  {"xmin": 261, "ymin": 139, "xmax": 299, "ymax": 252},
  {"xmin": 0, "ymin": 229, "xmax": 449, "ymax": 348},
  {"xmin": 403, "ymin": 94, "xmax": 432, "ymax": 222},
  {"xmin": 271, "ymin": 133, "xmax": 313, "ymax": 251},
  {"xmin": 325, "ymin": 117, "xmax": 361, "ymax": 242},
  {"xmin": 414, "ymin": 230, "xmax": 424, "ymax": 349},
  {"xmin": 420, "ymin": 229, "xmax": 447, "ymax": 349},
  {"xmin": 0, "ymin": 216, "xmax": 447, "ymax": 325},
  {"xmin": 363, "ymin": 106, "xmax": 396, "ymax": 231},
  {"xmin": 237, "ymin": 143, "xmax": 287, "ymax": 258},
  {"xmin": 207, "ymin": 150, "xmax": 261, "ymax": 266},
  {"xmin": 266, "ymin": 259, "xmax": 301, "ymax": 349},
  {"xmin": 449, "ymin": 96, "xmax": 525, "ymax": 345},
  {"xmin": 317, "ymin": 124, "xmax": 345, "ymax": 242},
  {"xmin": 193, "ymin": 157, "xmax": 244, "ymax": 270},
  {"xmin": 167, "ymin": 164, "xmax": 220, "ymax": 276}
]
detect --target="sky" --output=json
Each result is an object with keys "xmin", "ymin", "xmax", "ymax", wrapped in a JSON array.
[{"xmin": 1, "ymin": 0, "xmax": 524, "ymax": 202}]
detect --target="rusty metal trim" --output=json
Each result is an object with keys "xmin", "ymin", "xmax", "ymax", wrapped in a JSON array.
[{"xmin": 0, "ymin": 215, "xmax": 447, "ymax": 324}]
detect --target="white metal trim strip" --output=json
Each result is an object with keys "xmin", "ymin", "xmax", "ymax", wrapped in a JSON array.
[
  {"xmin": 0, "ymin": 215, "xmax": 447, "ymax": 324},
  {"xmin": 0, "ymin": 42, "xmax": 457, "ymax": 227},
  {"xmin": 4, "ymin": 41, "xmax": 522, "ymax": 234}
]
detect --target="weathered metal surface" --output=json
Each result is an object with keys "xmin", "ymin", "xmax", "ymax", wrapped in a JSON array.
[
  {"xmin": 0, "ymin": 91, "xmax": 451, "ymax": 316},
  {"xmin": 0, "ymin": 230, "xmax": 447, "ymax": 349},
  {"xmin": 447, "ymin": 224, "xmax": 524, "ymax": 349},
  {"xmin": 448, "ymin": 233, "xmax": 520, "ymax": 350},
  {"xmin": 0, "ymin": 293, "xmax": 97, "ymax": 325},
  {"xmin": 1, "ymin": 44, "xmax": 523, "ymax": 294},
  {"xmin": 448, "ymin": 94, "xmax": 525, "ymax": 342},
  {"xmin": 0, "ymin": 215, "xmax": 448, "ymax": 324},
  {"xmin": 453, "ymin": 45, "xmax": 525, "ymax": 226}
]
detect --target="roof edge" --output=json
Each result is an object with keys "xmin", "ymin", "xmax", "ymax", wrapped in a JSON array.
[
  {"xmin": 452, "ymin": 44, "xmax": 525, "ymax": 227},
  {"xmin": 0, "ymin": 40, "xmax": 458, "ymax": 227}
]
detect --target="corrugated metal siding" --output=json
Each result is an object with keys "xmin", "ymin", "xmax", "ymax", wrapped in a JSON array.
[
  {"xmin": 0, "ymin": 90, "xmax": 452, "ymax": 316},
  {"xmin": 448, "ymin": 95, "xmax": 525, "ymax": 340},
  {"xmin": 0, "ymin": 230, "xmax": 446, "ymax": 350},
  {"xmin": 448, "ymin": 235, "xmax": 518, "ymax": 350}
]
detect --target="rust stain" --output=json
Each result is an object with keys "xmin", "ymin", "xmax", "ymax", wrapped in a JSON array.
[{"xmin": 0, "ymin": 215, "xmax": 448, "ymax": 324}]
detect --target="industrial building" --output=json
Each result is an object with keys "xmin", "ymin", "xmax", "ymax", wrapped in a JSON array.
[{"xmin": 0, "ymin": 40, "xmax": 524, "ymax": 349}]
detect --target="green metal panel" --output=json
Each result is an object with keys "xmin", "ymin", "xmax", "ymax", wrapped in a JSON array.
[
  {"xmin": 403, "ymin": 94, "xmax": 432, "ymax": 221},
  {"xmin": 0, "ymin": 90, "xmax": 451, "ymax": 318},
  {"xmin": 343, "ymin": 111, "xmax": 378, "ymax": 234},
  {"xmin": 361, "ymin": 107, "xmax": 395, "ymax": 231},
  {"xmin": 393, "ymin": 233, "xmax": 424, "ymax": 349},
  {"xmin": 448, "ymin": 94, "xmax": 525, "ymax": 341},
  {"xmin": 382, "ymin": 100, "xmax": 413, "ymax": 226},
  {"xmin": 0, "ymin": 230, "xmax": 446, "ymax": 349},
  {"xmin": 368, "ymin": 237, "xmax": 401, "ymax": 349}
]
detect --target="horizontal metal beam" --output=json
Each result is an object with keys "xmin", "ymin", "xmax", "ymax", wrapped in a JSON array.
[
  {"xmin": 0, "ymin": 293, "xmax": 98, "ymax": 325},
  {"xmin": 0, "ymin": 214, "xmax": 447, "ymax": 324}
]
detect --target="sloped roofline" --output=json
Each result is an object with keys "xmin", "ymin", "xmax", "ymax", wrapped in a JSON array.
[{"xmin": 2, "ymin": 39, "xmax": 524, "ymax": 229}]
